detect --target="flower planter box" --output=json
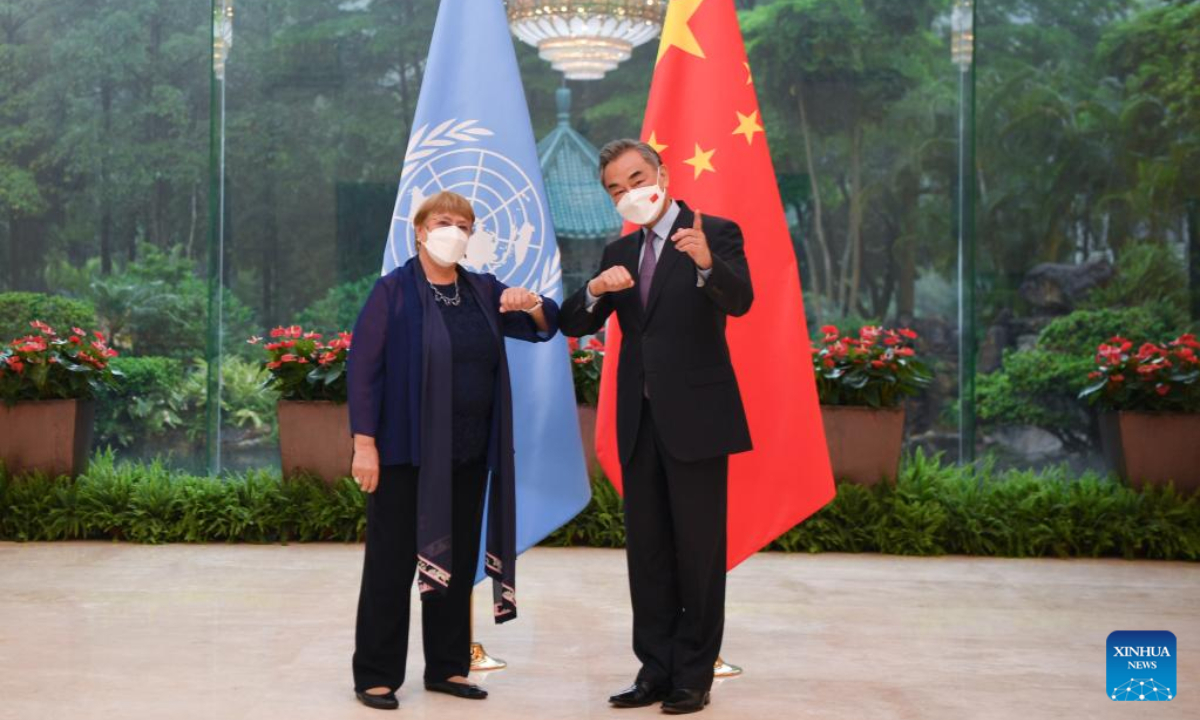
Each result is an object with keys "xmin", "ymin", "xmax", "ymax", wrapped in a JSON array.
[
  {"xmin": 577, "ymin": 404, "xmax": 600, "ymax": 477},
  {"xmin": 820, "ymin": 405, "xmax": 905, "ymax": 485},
  {"xmin": 0, "ymin": 399, "xmax": 94, "ymax": 478},
  {"xmin": 1099, "ymin": 411, "xmax": 1200, "ymax": 494},
  {"xmin": 277, "ymin": 400, "xmax": 353, "ymax": 484}
]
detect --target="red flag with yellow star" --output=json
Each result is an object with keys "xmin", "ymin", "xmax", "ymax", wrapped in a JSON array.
[{"xmin": 594, "ymin": 0, "xmax": 836, "ymax": 570}]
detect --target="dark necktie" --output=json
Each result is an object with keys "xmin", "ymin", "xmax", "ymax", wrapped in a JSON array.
[{"xmin": 639, "ymin": 230, "xmax": 657, "ymax": 307}]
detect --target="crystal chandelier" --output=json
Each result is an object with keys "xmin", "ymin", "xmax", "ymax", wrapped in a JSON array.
[{"xmin": 507, "ymin": 1, "xmax": 667, "ymax": 81}]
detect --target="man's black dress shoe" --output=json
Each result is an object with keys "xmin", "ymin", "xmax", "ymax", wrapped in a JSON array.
[
  {"xmin": 424, "ymin": 679, "xmax": 489, "ymax": 700},
  {"xmin": 609, "ymin": 679, "xmax": 670, "ymax": 708},
  {"xmin": 661, "ymin": 688, "xmax": 710, "ymax": 715},
  {"xmin": 355, "ymin": 690, "xmax": 399, "ymax": 710}
]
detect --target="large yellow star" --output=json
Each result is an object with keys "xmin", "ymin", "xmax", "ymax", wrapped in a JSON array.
[
  {"xmin": 656, "ymin": 0, "xmax": 706, "ymax": 66},
  {"xmin": 684, "ymin": 143, "xmax": 716, "ymax": 180},
  {"xmin": 733, "ymin": 109, "xmax": 764, "ymax": 145},
  {"xmin": 646, "ymin": 131, "xmax": 668, "ymax": 155}
]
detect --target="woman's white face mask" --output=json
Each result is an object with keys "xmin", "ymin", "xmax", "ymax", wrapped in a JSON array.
[
  {"xmin": 615, "ymin": 168, "xmax": 667, "ymax": 226},
  {"xmin": 422, "ymin": 225, "xmax": 470, "ymax": 267}
]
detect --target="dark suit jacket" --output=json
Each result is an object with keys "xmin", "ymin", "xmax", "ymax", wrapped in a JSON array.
[{"xmin": 559, "ymin": 201, "xmax": 753, "ymax": 465}]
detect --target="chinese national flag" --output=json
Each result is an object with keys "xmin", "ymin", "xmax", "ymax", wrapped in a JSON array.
[{"xmin": 594, "ymin": 0, "xmax": 836, "ymax": 569}]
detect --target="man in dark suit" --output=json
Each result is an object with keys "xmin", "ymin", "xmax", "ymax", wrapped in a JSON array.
[{"xmin": 559, "ymin": 139, "xmax": 753, "ymax": 715}]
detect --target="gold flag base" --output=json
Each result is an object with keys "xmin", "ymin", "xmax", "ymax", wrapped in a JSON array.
[
  {"xmin": 713, "ymin": 656, "xmax": 743, "ymax": 678},
  {"xmin": 470, "ymin": 642, "xmax": 508, "ymax": 671}
]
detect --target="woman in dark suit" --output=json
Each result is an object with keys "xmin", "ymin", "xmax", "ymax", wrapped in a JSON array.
[{"xmin": 347, "ymin": 190, "xmax": 558, "ymax": 710}]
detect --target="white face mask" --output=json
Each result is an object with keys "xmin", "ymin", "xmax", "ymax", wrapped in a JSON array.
[
  {"xmin": 422, "ymin": 225, "xmax": 469, "ymax": 267},
  {"xmin": 615, "ymin": 170, "xmax": 667, "ymax": 226}
]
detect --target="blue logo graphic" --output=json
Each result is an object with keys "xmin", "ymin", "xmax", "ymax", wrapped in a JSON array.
[{"xmin": 1107, "ymin": 631, "xmax": 1176, "ymax": 701}]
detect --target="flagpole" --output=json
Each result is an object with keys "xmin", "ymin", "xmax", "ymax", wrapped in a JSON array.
[{"xmin": 469, "ymin": 594, "xmax": 507, "ymax": 671}]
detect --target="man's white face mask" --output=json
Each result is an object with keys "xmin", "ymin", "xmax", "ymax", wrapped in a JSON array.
[
  {"xmin": 423, "ymin": 225, "xmax": 469, "ymax": 267},
  {"xmin": 616, "ymin": 168, "xmax": 667, "ymax": 226}
]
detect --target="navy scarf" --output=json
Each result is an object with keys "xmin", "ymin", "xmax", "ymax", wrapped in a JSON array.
[{"xmin": 402, "ymin": 259, "xmax": 518, "ymax": 623}]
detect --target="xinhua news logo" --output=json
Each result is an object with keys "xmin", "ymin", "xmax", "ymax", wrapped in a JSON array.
[{"xmin": 1107, "ymin": 631, "xmax": 1176, "ymax": 701}]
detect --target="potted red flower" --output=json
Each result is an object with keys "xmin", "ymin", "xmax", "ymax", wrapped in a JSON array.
[
  {"xmin": 569, "ymin": 334, "xmax": 605, "ymax": 476},
  {"xmin": 249, "ymin": 325, "xmax": 352, "ymax": 483},
  {"xmin": 0, "ymin": 320, "xmax": 122, "ymax": 477},
  {"xmin": 813, "ymin": 325, "xmax": 932, "ymax": 484},
  {"xmin": 1079, "ymin": 334, "xmax": 1200, "ymax": 492}
]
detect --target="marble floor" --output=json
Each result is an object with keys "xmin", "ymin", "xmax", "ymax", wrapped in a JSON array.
[{"xmin": 0, "ymin": 543, "xmax": 1196, "ymax": 720}]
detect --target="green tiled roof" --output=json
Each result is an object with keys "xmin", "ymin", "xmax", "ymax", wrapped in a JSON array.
[{"xmin": 538, "ymin": 87, "xmax": 623, "ymax": 242}]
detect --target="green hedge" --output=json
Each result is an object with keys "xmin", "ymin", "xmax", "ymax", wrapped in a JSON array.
[
  {"xmin": 0, "ymin": 292, "xmax": 97, "ymax": 343},
  {"xmin": 2, "ymin": 450, "xmax": 1197, "ymax": 560}
]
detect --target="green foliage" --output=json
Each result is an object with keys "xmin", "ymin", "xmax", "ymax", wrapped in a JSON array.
[
  {"xmin": 2, "ymin": 450, "xmax": 1196, "ymax": 560},
  {"xmin": 0, "ymin": 293, "xmax": 97, "ymax": 345},
  {"xmin": 74, "ymin": 245, "xmax": 257, "ymax": 360},
  {"xmin": 978, "ymin": 303, "xmax": 1189, "ymax": 448},
  {"xmin": 1081, "ymin": 243, "xmax": 1191, "ymax": 325},
  {"xmin": 1037, "ymin": 304, "xmax": 1183, "ymax": 356},
  {"xmin": 547, "ymin": 449, "xmax": 1200, "ymax": 560},
  {"xmin": 0, "ymin": 451, "xmax": 364, "ymax": 543},
  {"xmin": 95, "ymin": 356, "xmax": 188, "ymax": 450},
  {"xmin": 180, "ymin": 357, "xmax": 278, "ymax": 442},
  {"xmin": 295, "ymin": 275, "xmax": 376, "ymax": 336}
]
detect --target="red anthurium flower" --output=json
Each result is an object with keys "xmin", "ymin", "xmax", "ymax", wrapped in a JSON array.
[
  {"xmin": 1111, "ymin": 374, "xmax": 1125, "ymax": 383},
  {"xmin": 820, "ymin": 325, "xmax": 838, "ymax": 335},
  {"xmin": 304, "ymin": 332, "xmax": 323, "ymax": 340},
  {"xmin": 587, "ymin": 337, "xmax": 604, "ymax": 351},
  {"xmin": 1155, "ymin": 384, "xmax": 1170, "ymax": 396},
  {"xmin": 281, "ymin": 354, "xmax": 298, "ymax": 363},
  {"xmin": 567, "ymin": 337, "xmax": 579, "ymax": 352},
  {"xmin": 269, "ymin": 327, "xmax": 286, "ymax": 338},
  {"xmin": 267, "ymin": 361, "xmax": 282, "ymax": 370},
  {"xmin": 871, "ymin": 359, "xmax": 886, "ymax": 369},
  {"xmin": 899, "ymin": 328, "xmax": 918, "ymax": 340},
  {"xmin": 288, "ymin": 325, "xmax": 302, "ymax": 338},
  {"xmin": 72, "ymin": 327, "xmax": 85, "ymax": 336},
  {"xmin": 896, "ymin": 347, "xmax": 915, "ymax": 357},
  {"xmin": 68, "ymin": 335, "xmax": 82, "ymax": 344}
]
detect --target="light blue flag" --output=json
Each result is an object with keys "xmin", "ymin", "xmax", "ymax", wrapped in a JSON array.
[{"xmin": 381, "ymin": 0, "xmax": 591, "ymax": 581}]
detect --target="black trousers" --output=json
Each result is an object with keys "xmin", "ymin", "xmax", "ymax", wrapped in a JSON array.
[
  {"xmin": 624, "ymin": 399, "xmax": 728, "ymax": 692},
  {"xmin": 352, "ymin": 461, "xmax": 488, "ymax": 692}
]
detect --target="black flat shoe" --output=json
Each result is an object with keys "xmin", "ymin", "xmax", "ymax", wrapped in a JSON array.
[
  {"xmin": 661, "ymin": 688, "xmax": 710, "ymax": 715},
  {"xmin": 424, "ymin": 679, "xmax": 488, "ymax": 700},
  {"xmin": 355, "ymin": 690, "xmax": 399, "ymax": 710},
  {"xmin": 609, "ymin": 679, "xmax": 671, "ymax": 708}
]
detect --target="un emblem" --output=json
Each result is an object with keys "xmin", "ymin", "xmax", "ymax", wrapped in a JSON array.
[{"xmin": 390, "ymin": 119, "xmax": 562, "ymax": 300}]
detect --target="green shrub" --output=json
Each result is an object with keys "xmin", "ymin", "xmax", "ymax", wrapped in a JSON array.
[
  {"xmin": 180, "ymin": 356, "xmax": 277, "ymax": 442},
  {"xmin": 95, "ymin": 356, "xmax": 189, "ymax": 449},
  {"xmin": 978, "ymin": 304, "xmax": 1188, "ymax": 449},
  {"xmin": 295, "ymin": 275, "xmax": 376, "ymax": 336},
  {"xmin": 0, "ymin": 292, "xmax": 97, "ymax": 344},
  {"xmin": 47, "ymin": 246, "xmax": 257, "ymax": 360},
  {"xmin": 3, "ymin": 450, "xmax": 1196, "ymax": 560},
  {"xmin": 1083, "ymin": 242, "xmax": 1190, "ymax": 324}
]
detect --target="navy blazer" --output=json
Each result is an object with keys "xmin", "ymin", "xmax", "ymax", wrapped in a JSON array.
[{"xmin": 347, "ymin": 260, "xmax": 560, "ymax": 466}]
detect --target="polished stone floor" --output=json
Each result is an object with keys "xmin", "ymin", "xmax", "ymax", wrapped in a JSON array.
[{"xmin": 0, "ymin": 543, "xmax": 1196, "ymax": 720}]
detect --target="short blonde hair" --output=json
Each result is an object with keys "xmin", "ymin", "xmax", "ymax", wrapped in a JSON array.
[{"xmin": 413, "ymin": 191, "xmax": 476, "ymax": 234}]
